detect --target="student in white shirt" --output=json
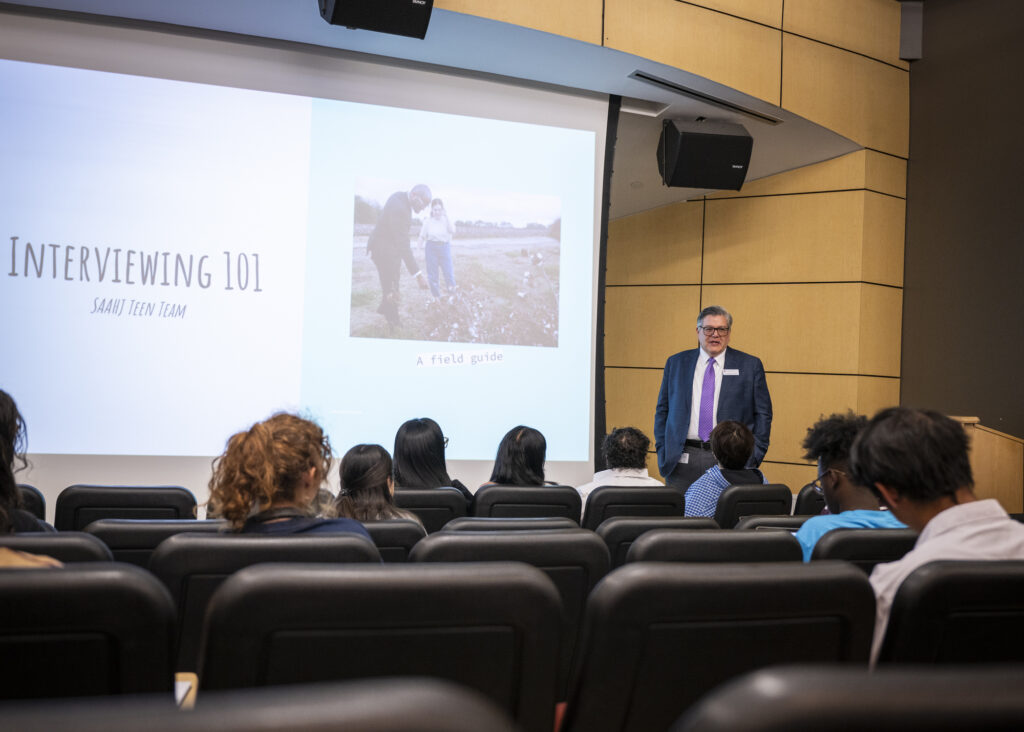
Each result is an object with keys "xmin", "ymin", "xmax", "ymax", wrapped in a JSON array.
[{"xmin": 418, "ymin": 198, "xmax": 457, "ymax": 300}]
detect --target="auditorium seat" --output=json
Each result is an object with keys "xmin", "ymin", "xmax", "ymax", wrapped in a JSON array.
[
  {"xmin": 672, "ymin": 665, "xmax": 1024, "ymax": 732},
  {"xmin": 362, "ymin": 518, "xmax": 427, "ymax": 562},
  {"xmin": 392, "ymin": 487, "xmax": 467, "ymax": 532},
  {"xmin": 809, "ymin": 527, "xmax": 918, "ymax": 573},
  {"xmin": 0, "ymin": 531, "xmax": 113, "ymax": 562},
  {"xmin": 0, "ymin": 563, "xmax": 175, "ymax": 700},
  {"xmin": 17, "ymin": 483, "xmax": 45, "ymax": 520},
  {"xmin": 199, "ymin": 562, "xmax": 561, "ymax": 732},
  {"xmin": 473, "ymin": 484, "xmax": 582, "ymax": 522},
  {"xmin": 55, "ymin": 484, "xmax": 197, "ymax": 531},
  {"xmin": 0, "ymin": 677, "xmax": 522, "ymax": 732},
  {"xmin": 443, "ymin": 516, "xmax": 579, "ymax": 531},
  {"xmin": 409, "ymin": 528, "xmax": 610, "ymax": 699},
  {"xmin": 83, "ymin": 518, "xmax": 227, "ymax": 567},
  {"xmin": 625, "ymin": 528, "xmax": 802, "ymax": 564},
  {"xmin": 734, "ymin": 515, "xmax": 812, "ymax": 531},
  {"xmin": 561, "ymin": 561, "xmax": 874, "ymax": 732},
  {"xmin": 877, "ymin": 559, "xmax": 1024, "ymax": 664},
  {"xmin": 595, "ymin": 516, "xmax": 719, "ymax": 569},
  {"xmin": 792, "ymin": 482, "xmax": 826, "ymax": 515},
  {"xmin": 713, "ymin": 484, "xmax": 792, "ymax": 528},
  {"xmin": 149, "ymin": 532, "xmax": 381, "ymax": 672},
  {"xmin": 580, "ymin": 486, "xmax": 685, "ymax": 530}
]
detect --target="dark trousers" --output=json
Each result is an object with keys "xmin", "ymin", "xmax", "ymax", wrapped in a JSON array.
[{"xmin": 664, "ymin": 445, "xmax": 717, "ymax": 491}]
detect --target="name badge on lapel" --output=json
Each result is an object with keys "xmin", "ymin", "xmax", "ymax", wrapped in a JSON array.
[{"xmin": 723, "ymin": 368, "xmax": 740, "ymax": 376}]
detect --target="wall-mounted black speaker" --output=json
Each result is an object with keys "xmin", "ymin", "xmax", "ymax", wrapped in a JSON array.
[
  {"xmin": 318, "ymin": 0, "xmax": 434, "ymax": 40},
  {"xmin": 657, "ymin": 119, "xmax": 753, "ymax": 190}
]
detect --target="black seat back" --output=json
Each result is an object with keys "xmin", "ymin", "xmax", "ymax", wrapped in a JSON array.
[
  {"xmin": 444, "ymin": 516, "xmax": 579, "ymax": 532},
  {"xmin": 673, "ymin": 665, "xmax": 1024, "ymax": 732},
  {"xmin": 83, "ymin": 518, "xmax": 227, "ymax": 567},
  {"xmin": 595, "ymin": 516, "xmax": 719, "ymax": 568},
  {"xmin": 0, "ymin": 563, "xmax": 175, "ymax": 700},
  {"xmin": 581, "ymin": 486, "xmax": 685, "ymax": 530},
  {"xmin": 810, "ymin": 527, "xmax": 918, "ymax": 573},
  {"xmin": 393, "ymin": 487, "xmax": 467, "ymax": 532},
  {"xmin": 363, "ymin": 519, "xmax": 427, "ymax": 562},
  {"xmin": 149, "ymin": 532, "xmax": 381, "ymax": 672},
  {"xmin": 734, "ymin": 514, "xmax": 812, "ymax": 531},
  {"xmin": 562, "ymin": 561, "xmax": 874, "ymax": 732},
  {"xmin": 793, "ymin": 482, "xmax": 826, "ymax": 515},
  {"xmin": 0, "ymin": 532, "xmax": 113, "ymax": 562},
  {"xmin": 713, "ymin": 484, "xmax": 791, "ymax": 528},
  {"xmin": 472, "ymin": 485, "xmax": 581, "ymax": 522},
  {"xmin": 17, "ymin": 483, "xmax": 45, "ymax": 520},
  {"xmin": 879, "ymin": 559, "xmax": 1024, "ymax": 664},
  {"xmin": 626, "ymin": 529, "xmax": 802, "ymax": 563},
  {"xmin": 0, "ymin": 678, "xmax": 521, "ymax": 732},
  {"xmin": 410, "ymin": 528, "xmax": 608, "ymax": 699},
  {"xmin": 55, "ymin": 484, "xmax": 197, "ymax": 531},
  {"xmin": 199, "ymin": 562, "xmax": 561, "ymax": 732}
]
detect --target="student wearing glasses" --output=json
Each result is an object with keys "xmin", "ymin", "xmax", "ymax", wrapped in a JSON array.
[
  {"xmin": 654, "ymin": 305, "xmax": 773, "ymax": 490},
  {"xmin": 793, "ymin": 411, "xmax": 905, "ymax": 561}
]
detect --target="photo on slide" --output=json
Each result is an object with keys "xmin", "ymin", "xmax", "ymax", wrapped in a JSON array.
[{"xmin": 349, "ymin": 179, "xmax": 561, "ymax": 347}]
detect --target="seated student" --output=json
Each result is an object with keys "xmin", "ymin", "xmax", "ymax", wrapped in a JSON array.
[
  {"xmin": 684, "ymin": 420, "xmax": 767, "ymax": 518},
  {"xmin": 207, "ymin": 412, "xmax": 370, "ymax": 540},
  {"xmin": 851, "ymin": 407, "xmax": 1024, "ymax": 664},
  {"xmin": 0, "ymin": 389, "xmax": 53, "ymax": 533},
  {"xmin": 793, "ymin": 411, "xmax": 905, "ymax": 561},
  {"xmin": 393, "ymin": 418, "xmax": 473, "ymax": 506},
  {"xmin": 483, "ymin": 425, "xmax": 551, "ymax": 488},
  {"xmin": 334, "ymin": 444, "xmax": 424, "ymax": 528},
  {"xmin": 576, "ymin": 427, "xmax": 664, "ymax": 518}
]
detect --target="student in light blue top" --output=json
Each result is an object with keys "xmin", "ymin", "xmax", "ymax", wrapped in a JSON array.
[
  {"xmin": 794, "ymin": 411, "xmax": 905, "ymax": 561},
  {"xmin": 684, "ymin": 420, "xmax": 767, "ymax": 518}
]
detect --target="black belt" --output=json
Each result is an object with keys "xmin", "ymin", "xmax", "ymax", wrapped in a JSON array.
[{"xmin": 684, "ymin": 439, "xmax": 712, "ymax": 450}]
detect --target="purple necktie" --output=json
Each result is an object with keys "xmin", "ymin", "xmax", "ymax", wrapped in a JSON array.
[{"xmin": 698, "ymin": 359, "xmax": 716, "ymax": 442}]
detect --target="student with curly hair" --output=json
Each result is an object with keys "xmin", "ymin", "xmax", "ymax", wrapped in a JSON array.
[
  {"xmin": 334, "ymin": 444, "xmax": 423, "ymax": 527},
  {"xmin": 0, "ymin": 389, "xmax": 52, "ymax": 533},
  {"xmin": 207, "ymin": 412, "xmax": 370, "ymax": 539}
]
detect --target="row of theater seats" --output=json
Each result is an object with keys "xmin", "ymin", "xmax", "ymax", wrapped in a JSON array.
[
  {"xmin": 20, "ymin": 481, "xmax": 816, "ymax": 532},
  {"xmin": 5, "ymin": 665, "xmax": 1024, "ymax": 731},
  {"xmin": 5, "ymin": 549, "xmax": 1024, "ymax": 731}
]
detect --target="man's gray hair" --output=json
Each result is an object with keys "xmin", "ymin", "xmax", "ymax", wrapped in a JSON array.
[{"xmin": 697, "ymin": 305, "xmax": 733, "ymax": 328}]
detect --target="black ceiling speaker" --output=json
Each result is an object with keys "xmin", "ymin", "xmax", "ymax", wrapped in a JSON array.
[
  {"xmin": 318, "ymin": 0, "xmax": 434, "ymax": 40},
  {"xmin": 657, "ymin": 119, "xmax": 753, "ymax": 190}
]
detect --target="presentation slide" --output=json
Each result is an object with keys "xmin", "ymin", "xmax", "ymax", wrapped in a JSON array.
[{"xmin": 1, "ymin": 56, "xmax": 601, "ymax": 465}]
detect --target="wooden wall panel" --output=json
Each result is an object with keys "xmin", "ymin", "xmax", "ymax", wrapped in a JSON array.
[
  {"xmin": 605, "ymin": 285, "xmax": 700, "ymax": 367},
  {"xmin": 858, "ymin": 284, "xmax": 903, "ymax": 376},
  {"xmin": 703, "ymin": 192, "xmax": 866, "ymax": 283},
  {"xmin": 766, "ymin": 373, "xmax": 899, "ymax": 464},
  {"xmin": 686, "ymin": 0, "xmax": 783, "ymax": 28},
  {"xmin": 712, "ymin": 150, "xmax": 871, "ymax": 199},
  {"xmin": 605, "ymin": 366, "xmax": 664, "ymax": 445},
  {"xmin": 607, "ymin": 202, "xmax": 703, "ymax": 285},
  {"xmin": 864, "ymin": 150, "xmax": 907, "ymax": 198},
  {"xmin": 701, "ymin": 283, "xmax": 864, "ymax": 374},
  {"xmin": 970, "ymin": 425, "xmax": 1024, "ymax": 513},
  {"xmin": 760, "ymin": 461, "xmax": 817, "ymax": 495},
  {"xmin": 435, "ymin": 0, "xmax": 602, "ymax": 44},
  {"xmin": 783, "ymin": 0, "xmax": 907, "ymax": 67},
  {"xmin": 782, "ymin": 33, "xmax": 909, "ymax": 157},
  {"xmin": 604, "ymin": 0, "xmax": 782, "ymax": 104},
  {"xmin": 861, "ymin": 192, "xmax": 905, "ymax": 286}
]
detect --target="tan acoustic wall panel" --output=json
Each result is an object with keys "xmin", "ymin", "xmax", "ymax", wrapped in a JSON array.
[
  {"xmin": 605, "ymin": 285, "xmax": 701, "ymax": 368},
  {"xmin": 761, "ymin": 461, "xmax": 817, "ymax": 496},
  {"xmin": 605, "ymin": 366, "xmax": 665, "ymax": 451},
  {"xmin": 435, "ymin": 0, "xmax": 603, "ymax": 44},
  {"xmin": 686, "ymin": 0, "xmax": 783, "ymax": 28},
  {"xmin": 858, "ymin": 284, "xmax": 903, "ymax": 376},
  {"xmin": 782, "ymin": 33, "xmax": 909, "ymax": 157},
  {"xmin": 783, "ymin": 0, "xmax": 907, "ymax": 68},
  {"xmin": 766, "ymin": 373, "xmax": 900, "ymax": 464},
  {"xmin": 604, "ymin": 0, "xmax": 782, "ymax": 104},
  {"xmin": 864, "ymin": 150, "xmax": 908, "ymax": 198},
  {"xmin": 861, "ymin": 192, "xmax": 906, "ymax": 286},
  {"xmin": 606, "ymin": 201, "xmax": 703, "ymax": 285}
]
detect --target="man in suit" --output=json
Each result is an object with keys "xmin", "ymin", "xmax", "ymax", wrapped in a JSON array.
[{"xmin": 654, "ymin": 305, "xmax": 772, "ymax": 490}]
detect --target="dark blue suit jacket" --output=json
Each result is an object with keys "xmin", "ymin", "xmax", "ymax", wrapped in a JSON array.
[{"xmin": 654, "ymin": 347, "xmax": 772, "ymax": 478}]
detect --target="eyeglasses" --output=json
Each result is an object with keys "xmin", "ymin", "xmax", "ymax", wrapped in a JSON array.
[
  {"xmin": 443, "ymin": 436, "xmax": 449, "ymax": 448},
  {"xmin": 811, "ymin": 468, "xmax": 846, "ymax": 493},
  {"xmin": 699, "ymin": 326, "xmax": 730, "ymax": 336}
]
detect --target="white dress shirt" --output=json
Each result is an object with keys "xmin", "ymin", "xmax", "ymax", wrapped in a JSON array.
[{"xmin": 687, "ymin": 347, "xmax": 725, "ymax": 442}]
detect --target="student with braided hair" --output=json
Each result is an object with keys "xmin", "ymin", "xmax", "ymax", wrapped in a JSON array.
[{"xmin": 207, "ymin": 412, "xmax": 370, "ymax": 539}]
